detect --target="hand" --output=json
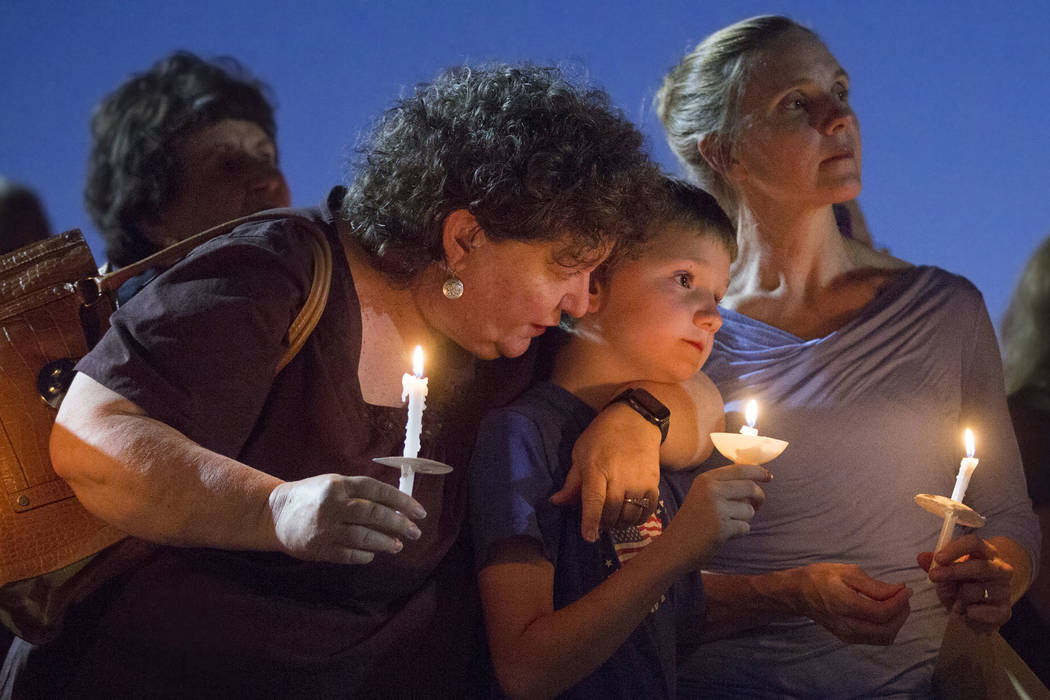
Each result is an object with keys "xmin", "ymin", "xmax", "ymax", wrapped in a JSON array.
[
  {"xmin": 669, "ymin": 464, "xmax": 770, "ymax": 567},
  {"xmin": 551, "ymin": 401, "xmax": 662, "ymax": 542},
  {"xmin": 790, "ymin": 563, "xmax": 912, "ymax": 645},
  {"xmin": 267, "ymin": 474, "xmax": 426, "ymax": 564},
  {"xmin": 918, "ymin": 534, "xmax": 1014, "ymax": 632}
]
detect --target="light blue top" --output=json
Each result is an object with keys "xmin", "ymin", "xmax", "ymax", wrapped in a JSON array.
[{"xmin": 675, "ymin": 266, "xmax": 1040, "ymax": 699}]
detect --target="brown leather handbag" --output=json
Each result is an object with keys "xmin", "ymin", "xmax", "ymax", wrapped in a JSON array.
[{"xmin": 0, "ymin": 212, "xmax": 333, "ymax": 643}]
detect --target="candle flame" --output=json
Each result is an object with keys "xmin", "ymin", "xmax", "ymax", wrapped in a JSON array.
[
  {"xmin": 964, "ymin": 428, "xmax": 975, "ymax": 458},
  {"xmin": 745, "ymin": 400, "xmax": 758, "ymax": 428},
  {"xmin": 412, "ymin": 345, "xmax": 424, "ymax": 378}
]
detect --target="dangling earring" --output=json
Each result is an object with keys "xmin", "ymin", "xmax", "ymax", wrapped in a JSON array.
[{"xmin": 442, "ymin": 271, "xmax": 464, "ymax": 299}]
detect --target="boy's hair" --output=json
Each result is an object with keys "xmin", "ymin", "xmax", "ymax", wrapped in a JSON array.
[
  {"xmin": 655, "ymin": 177, "xmax": 736, "ymax": 259},
  {"xmin": 593, "ymin": 177, "xmax": 735, "ymax": 285}
]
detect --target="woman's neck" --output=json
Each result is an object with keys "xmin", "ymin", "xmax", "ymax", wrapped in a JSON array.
[
  {"xmin": 728, "ymin": 202, "xmax": 852, "ymax": 302},
  {"xmin": 725, "ymin": 199, "xmax": 909, "ymax": 339},
  {"xmin": 344, "ymin": 239, "xmax": 442, "ymax": 406}
]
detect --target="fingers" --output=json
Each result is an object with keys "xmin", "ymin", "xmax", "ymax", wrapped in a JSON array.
[
  {"xmin": 578, "ymin": 472, "xmax": 609, "ymax": 543},
  {"xmin": 932, "ymin": 533, "xmax": 993, "ymax": 566},
  {"xmin": 841, "ymin": 583, "xmax": 913, "ymax": 624},
  {"xmin": 613, "ymin": 486, "xmax": 661, "ymax": 529},
  {"xmin": 830, "ymin": 603, "xmax": 911, "ymax": 645},
  {"xmin": 272, "ymin": 474, "xmax": 428, "ymax": 565},
  {"xmin": 341, "ymin": 491, "xmax": 423, "ymax": 543},
  {"xmin": 710, "ymin": 479, "xmax": 767, "ymax": 505},
  {"xmin": 341, "ymin": 476, "xmax": 426, "ymax": 520},
  {"xmin": 548, "ymin": 466, "xmax": 582, "ymax": 506},
  {"xmin": 841, "ymin": 567, "xmax": 912, "ymax": 603},
  {"xmin": 706, "ymin": 464, "xmax": 773, "ymax": 482}
]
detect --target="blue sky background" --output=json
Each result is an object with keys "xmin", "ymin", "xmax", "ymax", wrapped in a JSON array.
[{"xmin": 4, "ymin": 0, "xmax": 1049, "ymax": 330}]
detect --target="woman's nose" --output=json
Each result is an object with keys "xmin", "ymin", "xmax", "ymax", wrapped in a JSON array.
[
  {"xmin": 248, "ymin": 161, "xmax": 291, "ymax": 208},
  {"xmin": 560, "ymin": 273, "xmax": 593, "ymax": 319},
  {"xmin": 822, "ymin": 100, "xmax": 855, "ymax": 135}
]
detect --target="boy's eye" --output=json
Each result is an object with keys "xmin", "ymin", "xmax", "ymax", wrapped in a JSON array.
[{"xmin": 676, "ymin": 273, "xmax": 692, "ymax": 288}]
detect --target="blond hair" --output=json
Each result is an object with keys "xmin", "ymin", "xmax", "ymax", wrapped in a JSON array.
[{"xmin": 654, "ymin": 15, "xmax": 819, "ymax": 218}]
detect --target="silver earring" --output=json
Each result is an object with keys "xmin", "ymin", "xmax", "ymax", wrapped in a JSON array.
[{"xmin": 442, "ymin": 272, "xmax": 464, "ymax": 299}]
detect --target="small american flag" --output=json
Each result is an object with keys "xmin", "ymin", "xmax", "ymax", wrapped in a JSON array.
[{"xmin": 611, "ymin": 512, "xmax": 663, "ymax": 564}]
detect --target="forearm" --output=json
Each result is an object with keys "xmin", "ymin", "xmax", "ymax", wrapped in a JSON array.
[
  {"xmin": 484, "ymin": 537, "xmax": 688, "ymax": 699},
  {"xmin": 631, "ymin": 372, "xmax": 724, "ymax": 469},
  {"xmin": 987, "ymin": 535, "xmax": 1034, "ymax": 604},
  {"xmin": 698, "ymin": 570, "xmax": 799, "ymax": 641},
  {"xmin": 51, "ymin": 376, "xmax": 282, "ymax": 551}
]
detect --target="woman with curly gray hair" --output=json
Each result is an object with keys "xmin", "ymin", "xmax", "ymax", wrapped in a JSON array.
[{"xmin": 5, "ymin": 64, "xmax": 679, "ymax": 697}]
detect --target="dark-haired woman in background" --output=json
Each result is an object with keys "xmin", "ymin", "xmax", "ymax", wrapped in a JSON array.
[
  {"xmin": 3, "ymin": 64, "xmax": 676, "ymax": 698},
  {"xmin": 86, "ymin": 51, "xmax": 290, "ymax": 301},
  {"xmin": 656, "ymin": 15, "xmax": 1038, "ymax": 697}
]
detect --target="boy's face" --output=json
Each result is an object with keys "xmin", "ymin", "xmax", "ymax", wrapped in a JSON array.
[{"xmin": 593, "ymin": 224, "xmax": 730, "ymax": 383}]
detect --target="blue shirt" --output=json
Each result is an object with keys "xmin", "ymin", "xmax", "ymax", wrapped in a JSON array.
[{"xmin": 470, "ymin": 381, "xmax": 703, "ymax": 699}]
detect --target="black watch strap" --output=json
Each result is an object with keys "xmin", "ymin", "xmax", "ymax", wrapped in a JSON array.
[{"xmin": 608, "ymin": 388, "xmax": 670, "ymax": 443}]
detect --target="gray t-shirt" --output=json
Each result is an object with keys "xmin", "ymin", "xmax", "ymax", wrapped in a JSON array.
[{"xmin": 673, "ymin": 266, "xmax": 1039, "ymax": 699}]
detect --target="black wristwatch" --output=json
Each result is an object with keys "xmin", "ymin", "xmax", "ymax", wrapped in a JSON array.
[{"xmin": 608, "ymin": 388, "xmax": 670, "ymax": 444}]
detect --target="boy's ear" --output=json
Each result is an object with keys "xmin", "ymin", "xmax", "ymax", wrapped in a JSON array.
[
  {"xmin": 586, "ymin": 275, "xmax": 606, "ymax": 314},
  {"xmin": 442, "ymin": 209, "xmax": 484, "ymax": 270}
]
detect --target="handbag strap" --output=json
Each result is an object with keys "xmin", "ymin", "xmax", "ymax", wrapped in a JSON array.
[{"xmin": 93, "ymin": 211, "xmax": 333, "ymax": 373}]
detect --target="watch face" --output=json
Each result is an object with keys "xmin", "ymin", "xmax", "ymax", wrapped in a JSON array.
[{"xmin": 629, "ymin": 389, "xmax": 670, "ymax": 421}]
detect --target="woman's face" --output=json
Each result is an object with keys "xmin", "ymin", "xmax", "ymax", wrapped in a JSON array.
[
  {"xmin": 445, "ymin": 235, "xmax": 603, "ymax": 360},
  {"xmin": 727, "ymin": 29, "xmax": 861, "ymax": 209},
  {"xmin": 144, "ymin": 119, "xmax": 291, "ymax": 246}
]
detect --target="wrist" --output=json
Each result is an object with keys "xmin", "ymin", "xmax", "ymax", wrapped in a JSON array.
[
  {"xmin": 606, "ymin": 387, "xmax": 670, "ymax": 443},
  {"xmin": 750, "ymin": 568, "xmax": 808, "ymax": 619}
]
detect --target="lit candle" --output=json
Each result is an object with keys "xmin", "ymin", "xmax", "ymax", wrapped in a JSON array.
[
  {"xmin": 950, "ymin": 428, "xmax": 979, "ymax": 503},
  {"xmin": 400, "ymin": 345, "xmax": 428, "ymax": 494},
  {"xmin": 740, "ymin": 400, "xmax": 758, "ymax": 436},
  {"xmin": 931, "ymin": 429, "xmax": 980, "ymax": 561}
]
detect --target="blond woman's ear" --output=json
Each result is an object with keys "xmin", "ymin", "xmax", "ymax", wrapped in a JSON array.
[{"xmin": 699, "ymin": 134, "xmax": 743, "ymax": 182}]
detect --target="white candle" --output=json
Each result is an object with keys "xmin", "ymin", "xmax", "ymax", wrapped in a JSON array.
[
  {"xmin": 739, "ymin": 400, "xmax": 758, "ymax": 437},
  {"xmin": 400, "ymin": 345, "xmax": 428, "ymax": 494},
  {"xmin": 949, "ymin": 428, "xmax": 979, "ymax": 503},
  {"xmin": 932, "ymin": 429, "xmax": 980, "ymax": 562}
]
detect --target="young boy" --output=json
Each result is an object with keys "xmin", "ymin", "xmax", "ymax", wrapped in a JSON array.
[{"xmin": 468, "ymin": 179, "xmax": 771, "ymax": 699}]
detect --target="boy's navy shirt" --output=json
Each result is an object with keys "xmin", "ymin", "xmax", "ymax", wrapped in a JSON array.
[{"xmin": 469, "ymin": 380, "xmax": 705, "ymax": 699}]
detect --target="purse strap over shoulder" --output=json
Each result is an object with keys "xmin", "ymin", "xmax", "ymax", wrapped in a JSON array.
[{"xmin": 94, "ymin": 212, "xmax": 333, "ymax": 373}]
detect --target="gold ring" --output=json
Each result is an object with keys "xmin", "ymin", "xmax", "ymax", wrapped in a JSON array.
[{"xmin": 623, "ymin": 496, "xmax": 650, "ymax": 510}]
